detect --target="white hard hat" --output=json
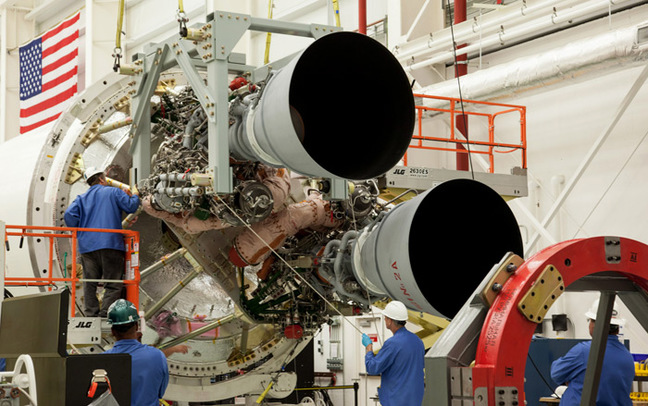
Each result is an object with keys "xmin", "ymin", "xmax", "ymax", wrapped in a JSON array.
[
  {"xmin": 585, "ymin": 299, "xmax": 626, "ymax": 327},
  {"xmin": 83, "ymin": 166, "xmax": 104, "ymax": 183},
  {"xmin": 383, "ymin": 301, "xmax": 408, "ymax": 321}
]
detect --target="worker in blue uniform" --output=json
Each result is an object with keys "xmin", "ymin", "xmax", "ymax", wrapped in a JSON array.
[
  {"xmin": 64, "ymin": 167, "xmax": 140, "ymax": 317},
  {"xmin": 550, "ymin": 299, "xmax": 634, "ymax": 406},
  {"xmin": 104, "ymin": 299, "xmax": 169, "ymax": 406},
  {"xmin": 362, "ymin": 300, "xmax": 425, "ymax": 406}
]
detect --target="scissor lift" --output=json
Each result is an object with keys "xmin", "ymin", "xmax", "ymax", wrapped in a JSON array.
[{"xmin": 384, "ymin": 94, "xmax": 528, "ymax": 200}]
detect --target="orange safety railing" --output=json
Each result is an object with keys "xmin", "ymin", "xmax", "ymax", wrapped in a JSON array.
[
  {"xmin": 407, "ymin": 94, "xmax": 527, "ymax": 173},
  {"xmin": 3, "ymin": 225, "xmax": 140, "ymax": 317}
]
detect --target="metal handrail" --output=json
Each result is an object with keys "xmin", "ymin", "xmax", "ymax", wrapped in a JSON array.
[
  {"xmin": 408, "ymin": 94, "xmax": 527, "ymax": 173},
  {"xmin": 3, "ymin": 224, "xmax": 140, "ymax": 318}
]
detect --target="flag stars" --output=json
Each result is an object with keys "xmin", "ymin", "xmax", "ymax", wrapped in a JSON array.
[{"xmin": 19, "ymin": 38, "xmax": 43, "ymax": 100}]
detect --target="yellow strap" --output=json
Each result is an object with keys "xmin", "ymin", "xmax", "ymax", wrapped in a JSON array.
[
  {"xmin": 332, "ymin": 0, "xmax": 341, "ymax": 27},
  {"xmin": 115, "ymin": 0, "xmax": 125, "ymax": 50},
  {"xmin": 263, "ymin": 0, "xmax": 274, "ymax": 65},
  {"xmin": 255, "ymin": 381, "xmax": 274, "ymax": 404}
]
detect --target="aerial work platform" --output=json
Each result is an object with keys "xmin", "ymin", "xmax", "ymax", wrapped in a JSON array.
[{"xmin": 384, "ymin": 94, "xmax": 528, "ymax": 200}]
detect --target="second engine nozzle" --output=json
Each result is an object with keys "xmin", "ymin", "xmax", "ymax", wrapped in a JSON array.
[
  {"xmin": 353, "ymin": 179, "xmax": 524, "ymax": 319},
  {"xmin": 230, "ymin": 31, "xmax": 415, "ymax": 180}
]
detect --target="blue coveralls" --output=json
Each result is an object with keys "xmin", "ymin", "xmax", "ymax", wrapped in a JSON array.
[
  {"xmin": 104, "ymin": 339, "xmax": 169, "ymax": 406},
  {"xmin": 64, "ymin": 184, "xmax": 140, "ymax": 253},
  {"xmin": 365, "ymin": 327, "xmax": 425, "ymax": 406},
  {"xmin": 64, "ymin": 184, "xmax": 140, "ymax": 316},
  {"xmin": 550, "ymin": 335, "xmax": 634, "ymax": 406}
]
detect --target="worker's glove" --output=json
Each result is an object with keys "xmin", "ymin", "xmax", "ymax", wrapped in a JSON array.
[{"xmin": 362, "ymin": 333, "xmax": 372, "ymax": 347}]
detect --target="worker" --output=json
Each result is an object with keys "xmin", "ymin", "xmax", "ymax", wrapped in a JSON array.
[
  {"xmin": 362, "ymin": 301, "xmax": 425, "ymax": 406},
  {"xmin": 64, "ymin": 167, "xmax": 140, "ymax": 317},
  {"xmin": 103, "ymin": 299, "xmax": 169, "ymax": 406},
  {"xmin": 550, "ymin": 298, "xmax": 634, "ymax": 406}
]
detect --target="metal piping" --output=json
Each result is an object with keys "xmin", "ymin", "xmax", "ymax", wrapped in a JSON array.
[
  {"xmin": 395, "ymin": 0, "xmax": 584, "ymax": 62},
  {"xmin": 418, "ymin": 24, "xmax": 648, "ymax": 105},
  {"xmin": 454, "ymin": 0, "xmax": 470, "ymax": 172},
  {"xmin": 359, "ymin": 0, "xmax": 367, "ymax": 34},
  {"xmin": 333, "ymin": 230, "xmax": 358, "ymax": 283},
  {"xmin": 140, "ymin": 248, "xmax": 187, "ymax": 280},
  {"xmin": 400, "ymin": 0, "xmax": 635, "ymax": 69},
  {"xmin": 157, "ymin": 314, "xmax": 237, "ymax": 350},
  {"xmin": 144, "ymin": 259, "xmax": 204, "ymax": 320}
]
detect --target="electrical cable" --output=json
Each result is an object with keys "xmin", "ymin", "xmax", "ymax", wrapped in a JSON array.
[
  {"xmin": 443, "ymin": 0, "xmax": 476, "ymax": 180},
  {"xmin": 363, "ymin": 287, "xmax": 383, "ymax": 347},
  {"xmin": 527, "ymin": 352, "xmax": 561, "ymax": 398}
]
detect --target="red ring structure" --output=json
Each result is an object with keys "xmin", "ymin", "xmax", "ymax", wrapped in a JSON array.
[{"xmin": 472, "ymin": 236, "xmax": 648, "ymax": 405}]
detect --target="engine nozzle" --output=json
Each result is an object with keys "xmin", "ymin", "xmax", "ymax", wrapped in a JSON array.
[
  {"xmin": 354, "ymin": 179, "xmax": 524, "ymax": 319},
  {"xmin": 230, "ymin": 31, "xmax": 415, "ymax": 180}
]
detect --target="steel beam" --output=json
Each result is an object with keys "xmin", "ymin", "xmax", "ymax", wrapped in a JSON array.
[
  {"xmin": 525, "ymin": 64, "xmax": 648, "ymax": 254},
  {"xmin": 581, "ymin": 291, "xmax": 615, "ymax": 406}
]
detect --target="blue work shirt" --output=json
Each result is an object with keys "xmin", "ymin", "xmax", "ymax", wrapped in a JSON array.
[
  {"xmin": 104, "ymin": 339, "xmax": 169, "ymax": 406},
  {"xmin": 0, "ymin": 358, "xmax": 5, "ymax": 371},
  {"xmin": 64, "ymin": 185, "xmax": 140, "ymax": 253},
  {"xmin": 365, "ymin": 327, "xmax": 425, "ymax": 406},
  {"xmin": 550, "ymin": 335, "xmax": 634, "ymax": 406}
]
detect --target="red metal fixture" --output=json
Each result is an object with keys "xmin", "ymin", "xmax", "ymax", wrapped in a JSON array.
[
  {"xmin": 284, "ymin": 324, "xmax": 304, "ymax": 339},
  {"xmin": 472, "ymin": 237, "xmax": 648, "ymax": 406}
]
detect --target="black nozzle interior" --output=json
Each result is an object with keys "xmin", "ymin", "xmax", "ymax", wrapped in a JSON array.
[
  {"xmin": 408, "ymin": 179, "xmax": 524, "ymax": 318},
  {"xmin": 289, "ymin": 32, "xmax": 414, "ymax": 180}
]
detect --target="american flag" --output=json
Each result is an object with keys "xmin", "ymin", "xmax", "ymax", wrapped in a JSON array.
[{"xmin": 19, "ymin": 12, "xmax": 80, "ymax": 134}]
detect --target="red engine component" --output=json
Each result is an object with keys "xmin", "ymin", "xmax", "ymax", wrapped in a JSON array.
[
  {"xmin": 229, "ymin": 77, "xmax": 248, "ymax": 91},
  {"xmin": 284, "ymin": 324, "xmax": 304, "ymax": 339}
]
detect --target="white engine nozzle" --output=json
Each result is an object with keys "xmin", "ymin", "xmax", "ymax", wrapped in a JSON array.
[
  {"xmin": 231, "ymin": 31, "xmax": 415, "ymax": 180},
  {"xmin": 355, "ymin": 179, "xmax": 524, "ymax": 319}
]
